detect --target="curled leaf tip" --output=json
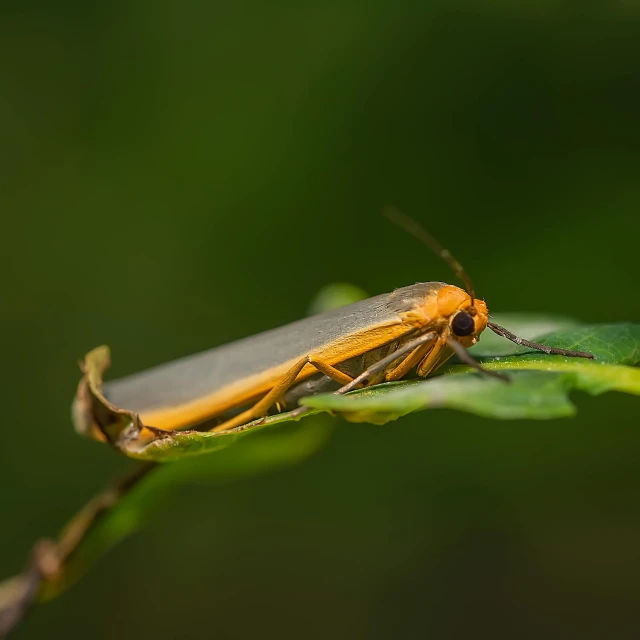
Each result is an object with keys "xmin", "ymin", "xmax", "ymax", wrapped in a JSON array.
[{"xmin": 72, "ymin": 346, "xmax": 142, "ymax": 448}]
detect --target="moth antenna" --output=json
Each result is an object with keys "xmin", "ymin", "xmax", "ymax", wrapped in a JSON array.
[
  {"xmin": 383, "ymin": 206, "xmax": 476, "ymax": 308},
  {"xmin": 487, "ymin": 322, "xmax": 594, "ymax": 359}
]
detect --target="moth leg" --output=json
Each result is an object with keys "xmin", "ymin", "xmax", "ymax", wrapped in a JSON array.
[
  {"xmin": 445, "ymin": 337, "xmax": 509, "ymax": 382},
  {"xmin": 307, "ymin": 357, "xmax": 354, "ymax": 386},
  {"xmin": 418, "ymin": 335, "xmax": 509, "ymax": 382},
  {"xmin": 209, "ymin": 355, "xmax": 355, "ymax": 433},
  {"xmin": 384, "ymin": 334, "xmax": 438, "ymax": 381},
  {"xmin": 282, "ymin": 331, "xmax": 439, "ymax": 423},
  {"xmin": 335, "ymin": 331, "xmax": 439, "ymax": 396},
  {"xmin": 416, "ymin": 335, "xmax": 451, "ymax": 377}
]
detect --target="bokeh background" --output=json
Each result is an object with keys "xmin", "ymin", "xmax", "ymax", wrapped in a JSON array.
[{"xmin": 2, "ymin": 2, "xmax": 640, "ymax": 638}]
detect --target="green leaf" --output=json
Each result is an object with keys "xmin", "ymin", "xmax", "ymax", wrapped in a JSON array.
[
  {"xmin": 75, "ymin": 319, "xmax": 640, "ymax": 461},
  {"xmin": 302, "ymin": 373, "xmax": 578, "ymax": 422},
  {"xmin": 303, "ymin": 320, "xmax": 640, "ymax": 423}
]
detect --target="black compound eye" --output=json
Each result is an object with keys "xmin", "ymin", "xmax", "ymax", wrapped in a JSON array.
[{"xmin": 451, "ymin": 311, "xmax": 475, "ymax": 337}]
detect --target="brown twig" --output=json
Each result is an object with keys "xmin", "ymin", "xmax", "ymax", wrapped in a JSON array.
[{"xmin": 0, "ymin": 462, "xmax": 156, "ymax": 639}]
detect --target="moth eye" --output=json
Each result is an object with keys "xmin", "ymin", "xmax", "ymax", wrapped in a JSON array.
[{"xmin": 451, "ymin": 311, "xmax": 475, "ymax": 337}]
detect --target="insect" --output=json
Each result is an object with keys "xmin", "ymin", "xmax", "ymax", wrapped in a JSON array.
[{"xmin": 74, "ymin": 210, "xmax": 593, "ymax": 443}]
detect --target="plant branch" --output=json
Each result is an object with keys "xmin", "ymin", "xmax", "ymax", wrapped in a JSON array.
[{"xmin": 0, "ymin": 462, "xmax": 156, "ymax": 639}]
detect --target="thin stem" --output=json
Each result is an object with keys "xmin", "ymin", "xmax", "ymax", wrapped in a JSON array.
[{"xmin": 0, "ymin": 462, "xmax": 156, "ymax": 639}]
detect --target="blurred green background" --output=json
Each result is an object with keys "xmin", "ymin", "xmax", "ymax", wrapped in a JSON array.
[{"xmin": 2, "ymin": 1, "xmax": 640, "ymax": 638}]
